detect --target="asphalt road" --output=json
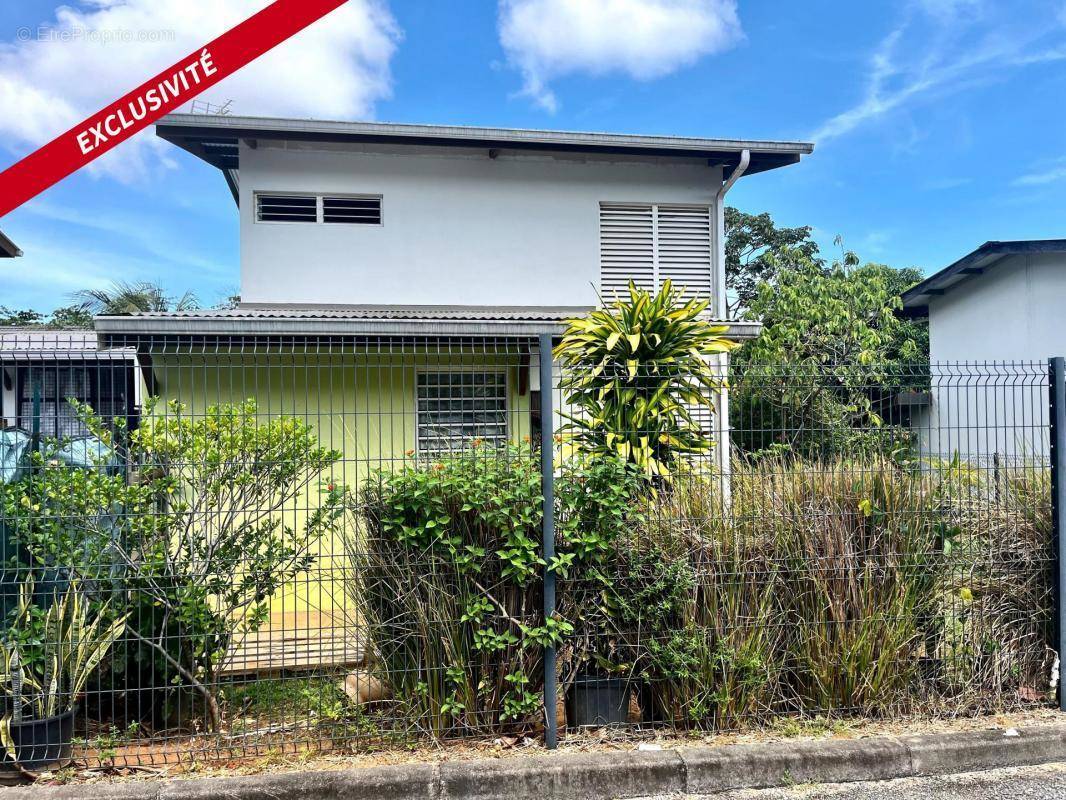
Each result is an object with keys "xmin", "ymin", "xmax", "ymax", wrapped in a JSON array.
[{"xmin": 639, "ymin": 761, "xmax": 1066, "ymax": 799}]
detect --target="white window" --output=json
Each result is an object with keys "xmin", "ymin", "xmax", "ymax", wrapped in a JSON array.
[
  {"xmin": 255, "ymin": 193, "xmax": 382, "ymax": 225},
  {"xmin": 416, "ymin": 371, "xmax": 508, "ymax": 455},
  {"xmin": 599, "ymin": 203, "xmax": 712, "ymax": 302}
]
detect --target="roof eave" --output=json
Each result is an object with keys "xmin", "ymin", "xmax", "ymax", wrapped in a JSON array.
[
  {"xmin": 94, "ymin": 314, "xmax": 763, "ymax": 341},
  {"xmin": 0, "ymin": 229, "xmax": 22, "ymax": 258},
  {"xmin": 900, "ymin": 239, "xmax": 1066, "ymax": 315},
  {"xmin": 156, "ymin": 114, "xmax": 814, "ymax": 200}
]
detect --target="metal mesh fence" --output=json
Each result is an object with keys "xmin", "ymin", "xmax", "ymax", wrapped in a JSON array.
[{"xmin": 0, "ymin": 331, "xmax": 1057, "ymax": 771}]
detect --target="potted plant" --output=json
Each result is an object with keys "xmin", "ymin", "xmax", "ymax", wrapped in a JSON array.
[
  {"xmin": 566, "ymin": 655, "xmax": 633, "ymax": 728},
  {"xmin": 0, "ymin": 578, "xmax": 126, "ymax": 772}
]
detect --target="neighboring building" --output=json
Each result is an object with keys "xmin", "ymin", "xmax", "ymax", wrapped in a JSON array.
[
  {"xmin": 900, "ymin": 239, "xmax": 1066, "ymax": 461},
  {"xmin": 0, "ymin": 230, "xmax": 21, "ymax": 258},
  {"xmin": 90, "ymin": 114, "xmax": 813, "ymax": 672},
  {"xmin": 0, "ymin": 329, "xmax": 137, "ymax": 439}
]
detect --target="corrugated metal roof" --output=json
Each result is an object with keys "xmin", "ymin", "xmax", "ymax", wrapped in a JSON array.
[
  {"xmin": 0, "ymin": 328, "xmax": 134, "ymax": 360},
  {"xmin": 94, "ymin": 305, "xmax": 764, "ymax": 340},
  {"xmin": 123, "ymin": 305, "xmax": 589, "ymax": 321}
]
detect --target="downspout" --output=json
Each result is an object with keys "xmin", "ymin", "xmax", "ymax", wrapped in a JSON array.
[
  {"xmin": 713, "ymin": 149, "xmax": 750, "ymax": 319},
  {"xmin": 712, "ymin": 149, "xmax": 749, "ymax": 506}
]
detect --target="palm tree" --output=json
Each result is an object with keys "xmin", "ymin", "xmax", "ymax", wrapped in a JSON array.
[{"xmin": 73, "ymin": 281, "xmax": 199, "ymax": 316}]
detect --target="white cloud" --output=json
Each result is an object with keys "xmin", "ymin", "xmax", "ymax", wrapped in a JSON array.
[
  {"xmin": 811, "ymin": 3, "xmax": 1066, "ymax": 144},
  {"xmin": 0, "ymin": 0, "xmax": 401, "ymax": 181},
  {"xmin": 498, "ymin": 0, "xmax": 742, "ymax": 112},
  {"xmin": 1013, "ymin": 159, "xmax": 1066, "ymax": 186}
]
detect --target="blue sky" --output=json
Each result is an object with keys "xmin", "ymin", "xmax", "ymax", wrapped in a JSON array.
[{"xmin": 2, "ymin": 0, "xmax": 1066, "ymax": 312}]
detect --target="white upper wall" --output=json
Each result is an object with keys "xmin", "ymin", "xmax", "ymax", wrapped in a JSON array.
[
  {"xmin": 238, "ymin": 141, "xmax": 723, "ymax": 307},
  {"xmin": 928, "ymin": 252, "xmax": 1066, "ymax": 362}
]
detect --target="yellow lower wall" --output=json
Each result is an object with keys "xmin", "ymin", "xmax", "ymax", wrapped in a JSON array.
[{"xmin": 147, "ymin": 348, "xmax": 533, "ymax": 669}]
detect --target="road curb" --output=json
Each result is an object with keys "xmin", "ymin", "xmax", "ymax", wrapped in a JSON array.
[{"xmin": 5, "ymin": 723, "xmax": 1066, "ymax": 799}]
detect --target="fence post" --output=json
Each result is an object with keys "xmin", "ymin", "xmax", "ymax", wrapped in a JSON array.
[
  {"xmin": 1051, "ymin": 356, "xmax": 1066, "ymax": 712},
  {"xmin": 539, "ymin": 333, "xmax": 558, "ymax": 749}
]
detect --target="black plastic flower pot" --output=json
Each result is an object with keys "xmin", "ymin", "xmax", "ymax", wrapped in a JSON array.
[
  {"xmin": 566, "ymin": 676, "xmax": 631, "ymax": 728},
  {"xmin": 3, "ymin": 708, "xmax": 76, "ymax": 772}
]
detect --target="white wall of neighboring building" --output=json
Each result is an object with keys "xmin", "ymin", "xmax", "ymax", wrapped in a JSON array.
[
  {"xmin": 238, "ymin": 141, "xmax": 722, "ymax": 308},
  {"xmin": 927, "ymin": 252, "xmax": 1066, "ymax": 363},
  {"xmin": 916, "ymin": 252, "xmax": 1066, "ymax": 462}
]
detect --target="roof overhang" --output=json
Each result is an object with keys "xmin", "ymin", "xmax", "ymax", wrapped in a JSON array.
[
  {"xmin": 94, "ymin": 305, "xmax": 763, "ymax": 342},
  {"xmin": 156, "ymin": 114, "xmax": 814, "ymax": 205},
  {"xmin": 0, "ymin": 328, "xmax": 135, "ymax": 361},
  {"xmin": 900, "ymin": 239, "xmax": 1066, "ymax": 317},
  {"xmin": 0, "ymin": 229, "xmax": 22, "ymax": 258}
]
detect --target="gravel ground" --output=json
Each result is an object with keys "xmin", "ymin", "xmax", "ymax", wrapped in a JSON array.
[{"xmin": 648, "ymin": 761, "xmax": 1066, "ymax": 799}]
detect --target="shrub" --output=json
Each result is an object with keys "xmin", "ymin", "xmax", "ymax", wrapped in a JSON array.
[
  {"xmin": 6, "ymin": 399, "xmax": 347, "ymax": 732},
  {"xmin": 354, "ymin": 446, "xmax": 552, "ymax": 737},
  {"xmin": 934, "ymin": 461, "xmax": 1054, "ymax": 707},
  {"xmin": 554, "ymin": 280, "xmax": 735, "ymax": 478},
  {"xmin": 117, "ymin": 399, "xmax": 347, "ymax": 731},
  {"xmin": 352, "ymin": 448, "xmax": 645, "ymax": 736}
]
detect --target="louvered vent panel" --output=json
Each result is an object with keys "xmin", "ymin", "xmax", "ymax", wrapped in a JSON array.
[
  {"xmin": 323, "ymin": 196, "xmax": 382, "ymax": 225},
  {"xmin": 656, "ymin": 205, "xmax": 712, "ymax": 302},
  {"xmin": 599, "ymin": 203, "xmax": 655, "ymax": 299},
  {"xmin": 256, "ymin": 194, "xmax": 317, "ymax": 222}
]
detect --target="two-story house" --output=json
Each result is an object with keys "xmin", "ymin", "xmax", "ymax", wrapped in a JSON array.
[{"xmin": 92, "ymin": 114, "xmax": 812, "ymax": 672}]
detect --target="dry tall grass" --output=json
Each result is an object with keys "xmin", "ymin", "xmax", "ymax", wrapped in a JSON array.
[{"xmin": 627, "ymin": 455, "xmax": 1054, "ymax": 728}]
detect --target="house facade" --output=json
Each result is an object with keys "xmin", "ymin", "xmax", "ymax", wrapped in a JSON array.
[
  {"xmin": 90, "ymin": 114, "xmax": 812, "ymax": 671},
  {"xmin": 900, "ymin": 239, "xmax": 1066, "ymax": 462}
]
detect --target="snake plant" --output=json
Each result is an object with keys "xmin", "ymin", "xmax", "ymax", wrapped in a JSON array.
[{"xmin": 0, "ymin": 578, "xmax": 127, "ymax": 758}]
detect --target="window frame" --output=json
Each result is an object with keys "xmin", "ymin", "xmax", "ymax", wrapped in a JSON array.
[
  {"xmin": 253, "ymin": 191, "xmax": 384, "ymax": 226},
  {"xmin": 413, "ymin": 367, "xmax": 510, "ymax": 457}
]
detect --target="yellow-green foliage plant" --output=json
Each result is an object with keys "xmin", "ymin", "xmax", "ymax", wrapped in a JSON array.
[
  {"xmin": 554, "ymin": 280, "xmax": 736, "ymax": 478},
  {"xmin": 0, "ymin": 580, "xmax": 127, "ymax": 749}
]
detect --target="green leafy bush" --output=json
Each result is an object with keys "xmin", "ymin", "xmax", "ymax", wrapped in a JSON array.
[
  {"xmin": 4, "ymin": 399, "xmax": 347, "ymax": 732},
  {"xmin": 354, "ymin": 445, "xmax": 552, "ymax": 737}
]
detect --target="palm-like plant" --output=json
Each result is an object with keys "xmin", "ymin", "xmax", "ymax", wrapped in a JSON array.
[
  {"xmin": 554, "ymin": 280, "xmax": 736, "ymax": 478},
  {"xmin": 73, "ymin": 281, "xmax": 198, "ymax": 316}
]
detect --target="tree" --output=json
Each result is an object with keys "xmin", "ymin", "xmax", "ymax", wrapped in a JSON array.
[
  {"xmin": 730, "ymin": 248, "xmax": 927, "ymax": 456},
  {"xmin": 725, "ymin": 208, "xmax": 820, "ymax": 318},
  {"xmin": 72, "ymin": 281, "xmax": 198, "ymax": 316},
  {"xmin": 554, "ymin": 280, "xmax": 735, "ymax": 478},
  {"xmin": 46, "ymin": 305, "xmax": 94, "ymax": 329},
  {"xmin": 0, "ymin": 307, "xmax": 43, "ymax": 326}
]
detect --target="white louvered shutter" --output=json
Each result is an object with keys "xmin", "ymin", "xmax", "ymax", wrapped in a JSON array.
[
  {"xmin": 599, "ymin": 203, "xmax": 655, "ymax": 300},
  {"xmin": 656, "ymin": 205, "xmax": 712, "ymax": 302},
  {"xmin": 599, "ymin": 203, "xmax": 713, "ymax": 303}
]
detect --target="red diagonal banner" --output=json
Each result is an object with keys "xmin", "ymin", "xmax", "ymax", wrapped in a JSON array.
[{"xmin": 0, "ymin": 0, "xmax": 349, "ymax": 218}]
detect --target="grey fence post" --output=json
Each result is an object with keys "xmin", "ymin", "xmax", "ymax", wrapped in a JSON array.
[
  {"xmin": 1051, "ymin": 356, "xmax": 1066, "ymax": 712},
  {"xmin": 539, "ymin": 333, "xmax": 558, "ymax": 748}
]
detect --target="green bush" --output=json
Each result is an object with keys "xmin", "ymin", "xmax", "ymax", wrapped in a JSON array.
[
  {"xmin": 4, "ymin": 399, "xmax": 347, "ymax": 732},
  {"xmin": 352, "ymin": 447, "xmax": 645, "ymax": 737},
  {"xmin": 354, "ymin": 445, "xmax": 551, "ymax": 737}
]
